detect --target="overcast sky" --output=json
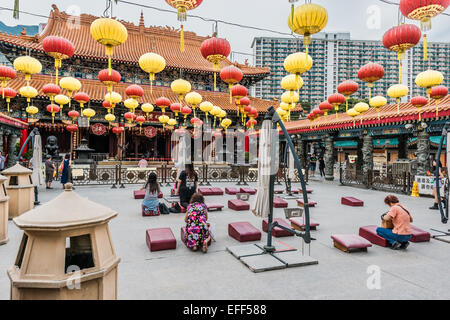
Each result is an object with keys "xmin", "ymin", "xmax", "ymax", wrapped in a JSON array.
[{"xmin": 1, "ymin": 0, "xmax": 449, "ymax": 64}]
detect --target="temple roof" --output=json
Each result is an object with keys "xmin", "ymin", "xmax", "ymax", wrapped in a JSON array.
[
  {"xmin": 285, "ymin": 95, "xmax": 450, "ymax": 133},
  {"xmin": 0, "ymin": 5, "xmax": 269, "ymax": 77},
  {"xmin": 8, "ymin": 74, "xmax": 279, "ymax": 113}
]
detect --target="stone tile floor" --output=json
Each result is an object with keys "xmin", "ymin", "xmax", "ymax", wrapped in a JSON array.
[{"xmin": 1, "ymin": 180, "xmax": 449, "ymax": 300}]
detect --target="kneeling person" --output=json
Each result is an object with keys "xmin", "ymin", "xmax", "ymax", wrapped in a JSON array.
[{"xmin": 377, "ymin": 195, "xmax": 413, "ymax": 250}]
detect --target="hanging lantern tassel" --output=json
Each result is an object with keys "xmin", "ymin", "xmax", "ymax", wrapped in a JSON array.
[
  {"xmin": 418, "ymin": 109, "xmax": 422, "ymax": 122},
  {"xmin": 377, "ymin": 108, "xmax": 380, "ymax": 121},
  {"xmin": 105, "ymin": 45, "xmax": 113, "ymax": 75},
  {"xmin": 368, "ymin": 84, "xmax": 373, "ymax": 100},
  {"xmin": 303, "ymin": 35, "xmax": 310, "ymax": 62},
  {"xmin": 397, "ymin": 98, "xmax": 400, "ymax": 114},
  {"xmin": 55, "ymin": 58, "xmax": 61, "ymax": 84},
  {"xmin": 229, "ymin": 84, "xmax": 233, "ymax": 104},
  {"xmin": 6, "ymin": 99, "xmax": 10, "ymax": 113},
  {"xmin": 398, "ymin": 52, "xmax": 403, "ymax": 84},
  {"xmin": 180, "ymin": 25, "xmax": 185, "ymax": 52},
  {"xmin": 345, "ymin": 97, "xmax": 349, "ymax": 112},
  {"xmin": 149, "ymin": 74, "xmax": 154, "ymax": 94},
  {"xmin": 423, "ymin": 34, "xmax": 427, "ymax": 61},
  {"xmin": 436, "ymin": 100, "xmax": 439, "ymax": 117}
]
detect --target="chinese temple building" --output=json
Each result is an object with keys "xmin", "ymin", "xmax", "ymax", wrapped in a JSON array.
[
  {"xmin": 285, "ymin": 96, "xmax": 450, "ymax": 180},
  {"xmin": 0, "ymin": 5, "xmax": 282, "ymax": 161}
]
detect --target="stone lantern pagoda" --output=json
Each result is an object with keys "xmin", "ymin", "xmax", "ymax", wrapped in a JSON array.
[
  {"xmin": 2, "ymin": 163, "xmax": 34, "ymax": 219},
  {"xmin": 8, "ymin": 184, "xmax": 120, "ymax": 300},
  {"xmin": 0, "ymin": 174, "xmax": 10, "ymax": 245}
]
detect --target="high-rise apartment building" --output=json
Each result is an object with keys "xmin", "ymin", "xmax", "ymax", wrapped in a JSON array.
[{"xmin": 252, "ymin": 33, "xmax": 450, "ymax": 108}]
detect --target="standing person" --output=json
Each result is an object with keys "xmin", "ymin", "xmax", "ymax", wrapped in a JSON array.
[
  {"xmin": 60, "ymin": 154, "xmax": 71, "ymax": 189},
  {"xmin": 184, "ymin": 193, "xmax": 210, "ymax": 253},
  {"xmin": 429, "ymin": 159, "xmax": 444, "ymax": 210},
  {"xmin": 45, "ymin": 155, "xmax": 55, "ymax": 189},
  {"xmin": 141, "ymin": 172, "xmax": 160, "ymax": 215},
  {"xmin": 175, "ymin": 163, "xmax": 198, "ymax": 209},
  {"xmin": 376, "ymin": 195, "xmax": 413, "ymax": 250},
  {"xmin": 319, "ymin": 157, "xmax": 325, "ymax": 177},
  {"xmin": 309, "ymin": 153, "xmax": 317, "ymax": 177},
  {"xmin": 0, "ymin": 151, "xmax": 6, "ymax": 171}
]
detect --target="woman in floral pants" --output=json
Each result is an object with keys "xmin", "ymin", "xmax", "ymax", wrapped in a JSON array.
[{"xmin": 184, "ymin": 193, "xmax": 210, "ymax": 253}]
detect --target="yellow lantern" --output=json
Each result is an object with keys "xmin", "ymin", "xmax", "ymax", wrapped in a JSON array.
[
  {"xmin": 370, "ymin": 96, "xmax": 387, "ymax": 120},
  {"xmin": 284, "ymin": 52, "xmax": 313, "ymax": 83},
  {"xmin": 415, "ymin": 69, "xmax": 444, "ymax": 96},
  {"xmin": 281, "ymin": 74, "xmax": 303, "ymax": 96},
  {"xmin": 280, "ymin": 102, "xmax": 290, "ymax": 111},
  {"xmin": 138, "ymin": 53, "xmax": 166, "ymax": 93},
  {"xmin": 282, "ymin": 91, "xmax": 299, "ymax": 120},
  {"xmin": 19, "ymin": 85, "xmax": 38, "ymax": 107},
  {"xmin": 105, "ymin": 91, "xmax": 122, "ymax": 109},
  {"xmin": 159, "ymin": 115, "xmax": 170, "ymax": 128},
  {"xmin": 105, "ymin": 113, "xmax": 116, "ymax": 125},
  {"xmin": 82, "ymin": 108, "xmax": 96, "ymax": 125},
  {"xmin": 59, "ymin": 77, "xmax": 81, "ymax": 98},
  {"xmin": 210, "ymin": 106, "xmax": 222, "ymax": 128},
  {"xmin": 388, "ymin": 84, "xmax": 409, "ymax": 114},
  {"xmin": 171, "ymin": 79, "xmax": 191, "ymax": 102},
  {"xmin": 354, "ymin": 102, "xmax": 369, "ymax": 124},
  {"xmin": 124, "ymin": 98, "xmax": 139, "ymax": 113},
  {"xmin": 218, "ymin": 109, "xmax": 227, "ymax": 120},
  {"xmin": 221, "ymin": 118, "xmax": 232, "ymax": 131},
  {"xmin": 13, "ymin": 56, "xmax": 42, "ymax": 84},
  {"xmin": 168, "ymin": 118, "xmax": 177, "ymax": 127},
  {"xmin": 54, "ymin": 94, "xmax": 70, "ymax": 117},
  {"xmin": 185, "ymin": 91, "xmax": 202, "ymax": 117},
  {"xmin": 26, "ymin": 105, "xmax": 39, "ymax": 119},
  {"xmin": 199, "ymin": 101, "xmax": 214, "ymax": 123},
  {"xmin": 288, "ymin": 3, "xmax": 328, "ymax": 56},
  {"xmin": 90, "ymin": 18, "xmax": 128, "ymax": 75},
  {"xmin": 141, "ymin": 103, "xmax": 154, "ymax": 118},
  {"xmin": 276, "ymin": 107, "xmax": 288, "ymax": 120},
  {"xmin": 346, "ymin": 108, "xmax": 360, "ymax": 127}
]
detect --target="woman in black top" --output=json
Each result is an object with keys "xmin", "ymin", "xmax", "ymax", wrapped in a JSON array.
[
  {"xmin": 175, "ymin": 164, "xmax": 198, "ymax": 209},
  {"xmin": 319, "ymin": 157, "xmax": 325, "ymax": 177}
]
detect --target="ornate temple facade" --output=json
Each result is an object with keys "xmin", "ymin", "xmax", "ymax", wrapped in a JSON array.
[
  {"xmin": 0, "ymin": 5, "xmax": 280, "ymax": 161},
  {"xmin": 285, "ymin": 96, "xmax": 450, "ymax": 181}
]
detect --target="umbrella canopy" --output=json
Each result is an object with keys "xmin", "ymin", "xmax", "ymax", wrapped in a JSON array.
[
  {"xmin": 30, "ymin": 135, "xmax": 44, "ymax": 187},
  {"xmin": 252, "ymin": 119, "xmax": 276, "ymax": 218}
]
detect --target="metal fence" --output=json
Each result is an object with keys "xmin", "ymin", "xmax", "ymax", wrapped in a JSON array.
[
  {"xmin": 69, "ymin": 162, "xmax": 305, "ymax": 187},
  {"xmin": 339, "ymin": 166, "xmax": 413, "ymax": 194}
]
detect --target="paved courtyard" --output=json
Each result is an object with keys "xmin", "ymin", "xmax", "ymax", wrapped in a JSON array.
[{"xmin": 1, "ymin": 179, "xmax": 449, "ymax": 300}]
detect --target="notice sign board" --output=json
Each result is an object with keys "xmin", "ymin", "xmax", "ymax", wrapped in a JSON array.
[{"xmin": 415, "ymin": 175, "xmax": 445, "ymax": 196}]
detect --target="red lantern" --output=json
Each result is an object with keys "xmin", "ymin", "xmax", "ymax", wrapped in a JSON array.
[
  {"xmin": 181, "ymin": 106, "xmax": 192, "ymax": 118},
  {"xmin": 126, "ymin": 84, "xmax": 144, "ymax": 100},
  {"xmin": 0, "ymin": 66, "xmax": 16, "ymax": 98},
  {"xmin": 42, "ymin": 36, "xmax": 75, "ymax": 84},
  {"xmin": 124, "ymin": 112, "xmax": 136, "ymax": 124},
  {"xmin": 411, "ymin": 96, "xmax": 429, "ymax": 121},
  {"xmin": 328, "ymin": 92, "xmax": 347, "ymax": 119},
  {"xmin": 73, "ymin": 92, "xmax": 90, "ymax": 111},
  {"xmin": 400, "ymin": 0, "xmax": 450, "ymax": 60},
  {"xmin": 170, "ymin": 103, "xmax": 182, "ymax": 117},
  {"xmin": 190, "ymin": 117, "xmax": 203, "ymax": 128},
  {"xmin": 155, "ymin": 97, "xmax": 171, "ymax": 113},
  {"xmin": 231, "ymin": 85, "xmax": 248, "ymax": 105},
  {"xmin": 220, "ymin": 66, "xmax": 243, "ymax": 103},
  {"xmin": 200, "ymin": 37, "xmax": 231, "ymax": 91},
  {"xmin": 66, "ymin": 124, "xmax": 78, "ymax": 132},
  {"xmin": 2, "ymin": 87, "xmax": 16, "ymax": 112},
  {"xmin": 319, "ymin": 101, "xmax": 333, "ymax": 117},
  {"xmin": 136, "ymin": 116, "xmax": 146, "ymax": 129},
  {"xmin": 383, "ymin": 24, "xmax": 421, "ymax": 82},
  {"xmin": 98, "ymin": 69, "xmax": 121, "ymax": 92},
  {"xmin": 68, "ymin": 110, "xmax": 79, "ymax": 123},
  {"xmin": 46, "ymin": 104, "xmax": 61, "ymax": 123},
  {"xmin": 165, "ymin": 0, "xmax": 203, "ymax": 51},
  {"xmin": 42, "ymin": 83, "xmax": 61, "ymax": 103},
  {"xmin": 430, "ymin": 85, "xmax": 448, "ymax": 116},
  {"xmin": 112, "ymin": 126, "xmax": 124, "ymax": 134},
  {"xmin": 102, "ymin": 100, "xmax": 112, "ymax": 113},
  {"xmin": 358, "ymin": 62, "xmax": 385, "ymax": 99},
  {"xmin": 246, "ymin": 119, "xmax": 257, "ymax": 129}
]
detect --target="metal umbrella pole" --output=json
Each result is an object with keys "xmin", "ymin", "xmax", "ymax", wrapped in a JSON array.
[
  {"xmin": 17, "ymin": 127, "xmax": 41, "ymax": 205},
  {"xmin": 264, "ymin": 106, "xmax": 312, "ymax": 253},
  {"xmin": 435, "ymin": 122, "xmax": 449, "ymax": 225}
]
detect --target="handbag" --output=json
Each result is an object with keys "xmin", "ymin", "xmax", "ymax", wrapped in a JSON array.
[{"xmin": 381, "ymin": 218, "xmax": 394, "ymax": 229}]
